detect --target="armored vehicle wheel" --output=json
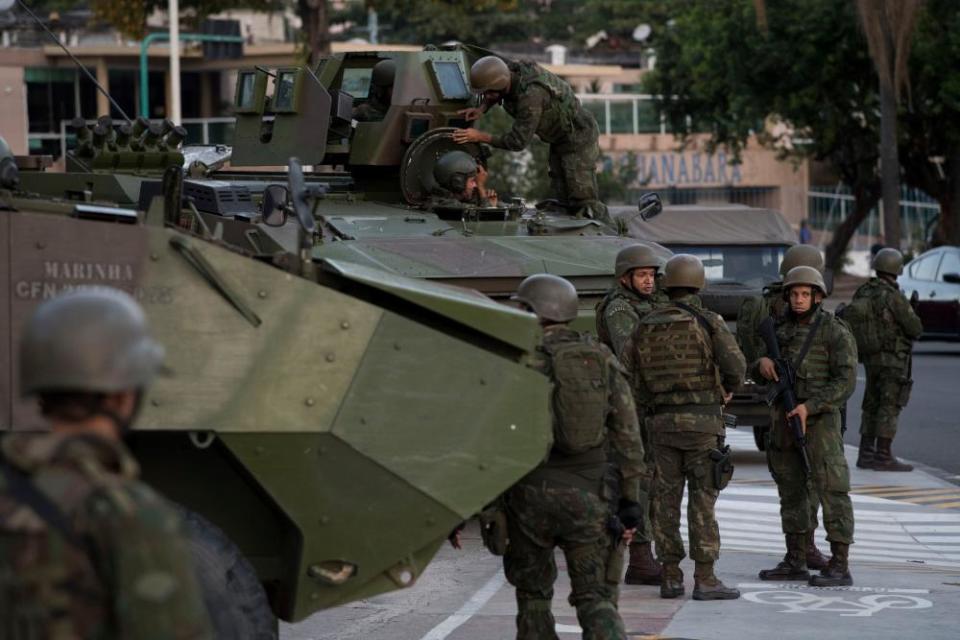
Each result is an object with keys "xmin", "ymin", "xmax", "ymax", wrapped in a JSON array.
[
  {"xmin": 753, "ymin": 425, "xmax": 769, "ymax": 451},
  {"xmin": 179, "ymin": 507, "xmax": 278, "ymax": 640}
]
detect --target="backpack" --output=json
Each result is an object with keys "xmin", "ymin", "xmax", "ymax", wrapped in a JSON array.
[
  {"xmin": 542, "ymin": 336, "xmax": 609, "ymax": 455},
  {"xmin": 840, "ymin": 289, "xmax": 888, "ymax": 359}
]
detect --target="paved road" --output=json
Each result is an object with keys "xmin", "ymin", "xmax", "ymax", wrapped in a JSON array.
[
  {"xmin": 843, "ymin": 340, "xmax": 960, "ymax": 479},
  {"xmin": 285, "ymin": 425, "xmax": 960, "ymax": 639}
]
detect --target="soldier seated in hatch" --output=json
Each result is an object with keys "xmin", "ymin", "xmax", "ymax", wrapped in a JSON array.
[
  {"xmin": 352, "ymin": 59, "xmax": 395, "ymax": 122},
  {"xmin": 427, "ymin": 150, "xmax": 499, "ymax": 210}
]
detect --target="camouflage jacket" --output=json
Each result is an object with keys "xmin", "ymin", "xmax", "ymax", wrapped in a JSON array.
[
  {"xmin": 352, "ymin": 95, "xmax": 388, "ymax": 122},
  {"xmin": 595, "ymin": 282, "xmax": 668, "ymax": 358},
  {"xmin": 0, "ymin": 432, "xmax": 213, "ymax": 640},
  {"xmin": 852, "ymin": 277, "xmax": 923, "ymax": 368},
  {"xmin": 622, "ymin": 293, "xmax": 746, "ymax": 435},
  {"xmin": 532, "ymin": 326, "xmax": 647, "ymax": 503},
  {"xmin": 490, "ymin": 60, "xmax": 585, "ymax": 152},
  {"xmin": 749, "ymin": 306, "xmax": 858, "ymax": 418},
  {"xmin": 736, "ymin": 281, "xmax": 788, "ymax": 367}
]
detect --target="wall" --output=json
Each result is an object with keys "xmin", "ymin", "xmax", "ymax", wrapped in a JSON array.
[{"xmin": 0, "ymin": 66, "xmax": 27, "ymax": 154}]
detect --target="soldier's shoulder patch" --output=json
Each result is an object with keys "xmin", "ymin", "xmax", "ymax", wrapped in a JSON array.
[{"xmin": 605, "ymin": 297, "xmax": 635, "ymax": 317}]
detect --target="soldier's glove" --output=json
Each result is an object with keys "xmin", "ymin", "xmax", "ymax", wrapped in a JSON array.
[{"xmin": 617, "ymin": 499, "xmax": 643, "ymax": 530}]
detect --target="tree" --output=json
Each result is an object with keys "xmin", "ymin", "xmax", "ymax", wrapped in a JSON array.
[
  {"xmin": 298, "ymin": 0, "xmax": 330, "ymax": 65},
  {"xmin": 899, "ymin": 0, "xmax": 960, "ymax": 246},
  {"xmin": 336, "ymin": 1, "xmax": 533, "ymax": 46},
  {"xmin": 855, "ymin": 0, "xmax": 922, "ymax": 249},
  {"xmin": 83, "ymin": 0, "xmax": 278, "ymax": 40},
  {"xmin": 645, "ymin": 0, "xmax": 882, "ymax": 270}
]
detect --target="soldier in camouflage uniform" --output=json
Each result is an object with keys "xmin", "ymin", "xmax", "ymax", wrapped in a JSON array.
[
  {"xmin": 754, "ymin": 266, "xmax": 857, "ymax": 587},
  {"xmin": 428, "ymin": 150, "xmax": 498, "ymax": 209},
  {"xmin": 851, "ymin": 248, "xmax": 923, "ymax": 471},
  {"xmin": 452, "ymin": 55, "xmax": 608, "ymax": 222},
  {"xmin": 505, "ymin": 274, "xmax": 646, "ymax": 640},
  {"xmin": 596, "ymin": 244, "xmax": 669, "ymax": 586},
  {"xmin": 0, "ymin": 289, "xmax": 213, "ymax": 639},
  {"xmin": 352, "ymin": 59, "xmax": 395, "ymax": 122},
  {"xmin": 623, "ymin": 254, "xmax": 746, "ymax": 601},
  {"xmin": 735, "ymin": 244, "xmax": 830, "ymax": 570}
]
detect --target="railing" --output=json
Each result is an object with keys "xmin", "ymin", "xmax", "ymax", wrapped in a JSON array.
[
  {"xmin": 808, "ymin": 186, "xmax": 940, "ymax": 250},
  {"xmin": 577, "ymin": 93, "xmax": 667, "ymax": 135}
]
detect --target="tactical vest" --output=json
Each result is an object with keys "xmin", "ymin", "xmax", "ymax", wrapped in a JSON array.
[
  {"xmin": 777, "ymin": 314, "xmax": 833, "ymax": 401},
  {"xmin": 843, "ymin": 280, "xmax": 901, "ymax": 358},
  {"xmin": 510, "ymin": 61, "xmax": 581, "ymax": 143},
  {"xmin": 736, "ymin": 284, "xmax": 786, "ymax": 365},
  {"xmin": 633, "ymin": 305, "xmax": 722, "ymax": 407},
  {"xmin": 540, "ymin": 334, "xmax": 610, "ymax": 456}
]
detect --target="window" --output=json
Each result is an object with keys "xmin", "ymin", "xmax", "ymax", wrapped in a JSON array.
[
  {"xmin": 236, "ymin": 72, "xmax": 256, "ymax": 109},
  {"xmin": 273, "ymin": 71, "xmax": 297, "ymax": 111},
  {"xmin": 909, "ymin": 253, "xmax": 940, "ymax": 281},
  {"xmin": 667, "ymin": 245, "xmax": 786, "ymax": 288},
  {"xmin": 431, "ymin": 61, "xmax": 470, "ymax": 100},
  {"xmin": 341, "ymin": 68, "xmax": 372, "ymax": 99},
  {"xmin": 937, "ymin": 250, "xmax": 960, "ymax": 281}
]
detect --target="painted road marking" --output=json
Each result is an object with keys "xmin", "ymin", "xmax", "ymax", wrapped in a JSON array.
[
  {"xmin": 419, "ymin": 570, "xmax": 506, "ymax": 640},
  {"xmin": 738, "ymin": 583, "xmax": 933, "ymax": 617}
]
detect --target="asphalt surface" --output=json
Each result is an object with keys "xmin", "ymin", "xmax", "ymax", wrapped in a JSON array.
[{"xmin": 283, "ymin": 343, "xmax": 960, "ymax": 639}]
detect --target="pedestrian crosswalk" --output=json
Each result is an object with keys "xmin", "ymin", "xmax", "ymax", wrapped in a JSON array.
[{"xmin": 682, "ymin": 428, "xmax": 960, "ymax": 569}]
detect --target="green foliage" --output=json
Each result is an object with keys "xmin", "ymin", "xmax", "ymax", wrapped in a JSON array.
[
  {"xmin": 338, "ymin": 1, "xmax": 534, "ymax": 45},
  {"xmin": 475, "ymin": 106, "xmax": 550, "ymax": 202},
  {"xmin": 597, "ymin": 151, "xmax": 639, "ymax": 204},
  {"xmin": 85, "ymin": 0, "xmax": 280, "ymax": 40},
  {"xmin": 526, "ymin": 0, "xmax": 672, "ymax": 46}
]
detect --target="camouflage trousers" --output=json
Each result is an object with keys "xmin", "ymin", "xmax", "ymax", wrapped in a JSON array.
[
  {"xmin": 547, "ymin": 113, "xmax": 608, "ymax": 223},
  {"xmin": 504, "ymin": 482, "xmax": 625, "ymax": 640},
  {"xmin": 766, "ymin": 408, "xmax": 855, "ymax": 544},
  {"xmin": 860, "ymin": 363, "xmax": 911, "ymax": 439},
  {"xmin": 651, "ymin": 431, "xmax": 720, "ymax": 564}
]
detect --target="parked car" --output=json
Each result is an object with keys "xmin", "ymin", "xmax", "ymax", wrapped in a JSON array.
[{"xmin": 900, "ymin": 246, "xmax": 960, "ymax": 339}]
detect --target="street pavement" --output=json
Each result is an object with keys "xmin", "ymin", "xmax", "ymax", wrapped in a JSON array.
[{"xmin": 283, "ymin": 423, "xmax": 960, "ymax": 639}]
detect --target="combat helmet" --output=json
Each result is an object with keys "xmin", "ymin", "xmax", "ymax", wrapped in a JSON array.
[
  {"xmin": 433, "ymin": 150, "xmax": 478, "ymax": 194},
  {"xmin": 783, "ymin": 265, "xmax": 827, "ymax": 296},
  {"xmin": 470, "ymin": 56, "xmax": 511, "ymax": 93},
  {"xmin": 370, "ymin": 59, "xmax": 396, "ymax": 88},
  {"xmin": 662, "ymin": 254, "xmax": 706, "ymax": 291},
  {"xmin": 511, "ymin": 274, "xmax": 578, "ymax": 323},
  {"xmin": 615, "ymin": 244, "xmax": 663, "ymax": 278},
  {"xmin": 0, "ymin": 136, "xmax": 18, "ymax": 190},
  {"xmin": 20, "ymin": 288, "xmax": 165, "ymax": 396},
  {"xmin": 779, "ymin": 244, "xmax": 824, "ymax": 277},
  {"xmin": 872, "ymin": 247, "xmax": 904, "ymax": 276}
]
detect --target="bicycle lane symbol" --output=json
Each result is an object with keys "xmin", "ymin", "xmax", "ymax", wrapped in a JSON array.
[{"xmin": 737, "ymin": 583, "xmax": 933, "ymax": 617}]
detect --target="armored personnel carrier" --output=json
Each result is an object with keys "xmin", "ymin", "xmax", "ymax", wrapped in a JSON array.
[
  {"xmin": 1, "ymin": 130, "xmax": 554, "ymax": 635},
  {"xmin": 3, "ymin": 43, "xmax": 799, "ymax": 631}
]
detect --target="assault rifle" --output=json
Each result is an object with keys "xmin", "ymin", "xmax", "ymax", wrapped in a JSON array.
[{"xmin": 758, "ymin": 316, "xmax": 812, "ymax": 478}]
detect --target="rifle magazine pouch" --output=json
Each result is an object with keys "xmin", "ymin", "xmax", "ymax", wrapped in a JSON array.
[
  {"xmin": 897, "ymin": 378, "xmax": 913, "ymax": 408},
  {"xmin": 479, "ymin": 506, "xmax": 508, "ymax": 556}
]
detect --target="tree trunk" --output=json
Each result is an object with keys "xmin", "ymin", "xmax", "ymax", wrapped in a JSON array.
[
  {"xmin": 932, "ymin": 151, "xmax": 960, "ymax": 246},
  {"xmin": 880, "ymin": 80, "xmax": 901, "ymax": 248},
  {"xmin": 825, "ymin": 191, "xmax": 878, "ymax": 272},
  {"xmin": 299, "ymin": 0, "xmax": 330, "ymax": 66}
]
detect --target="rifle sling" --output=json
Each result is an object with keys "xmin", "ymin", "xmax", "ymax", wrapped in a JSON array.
[
  {"xmin": 0, "ymin": 460, "xmax": 85, "ymax": 550},
  {"xmin": 792, "ymin": 312, "xmax": 825, "ymax": 371}
]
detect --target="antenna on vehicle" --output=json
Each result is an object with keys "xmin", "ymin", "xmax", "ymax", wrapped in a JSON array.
[{"xmin": 3, "ymin": 0, "xmax": 132, "ymax": 124}]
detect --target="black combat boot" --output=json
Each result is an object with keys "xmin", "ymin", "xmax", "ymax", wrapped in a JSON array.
[
  {"xmin": 758, "ymin": 533, "xmax": 810, "ymax": 581},
  {"xmin": 805, "ymin": 531, "xmax": 829, "ymax": 571},
  {"xmin": 872, "ymin": 437, "xmax": 913, "ymax": 472},
  {"xmin": 856, "ymin": 436, "xmax": 876, "ymax": 469},
  {"xmin": 660, "ymin": 563, "xmax": 684, "ymax": 599},
  {"xmin": 692, "ymin": 562, "xmax": 740, "ymax": 601},
  {"xmin": 624, "ymin": 542, "xmax": 662, "ymax": 585},
  {"xmin": 809, "ymin": 541, "xmax": 853, "ymax": 587}
]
